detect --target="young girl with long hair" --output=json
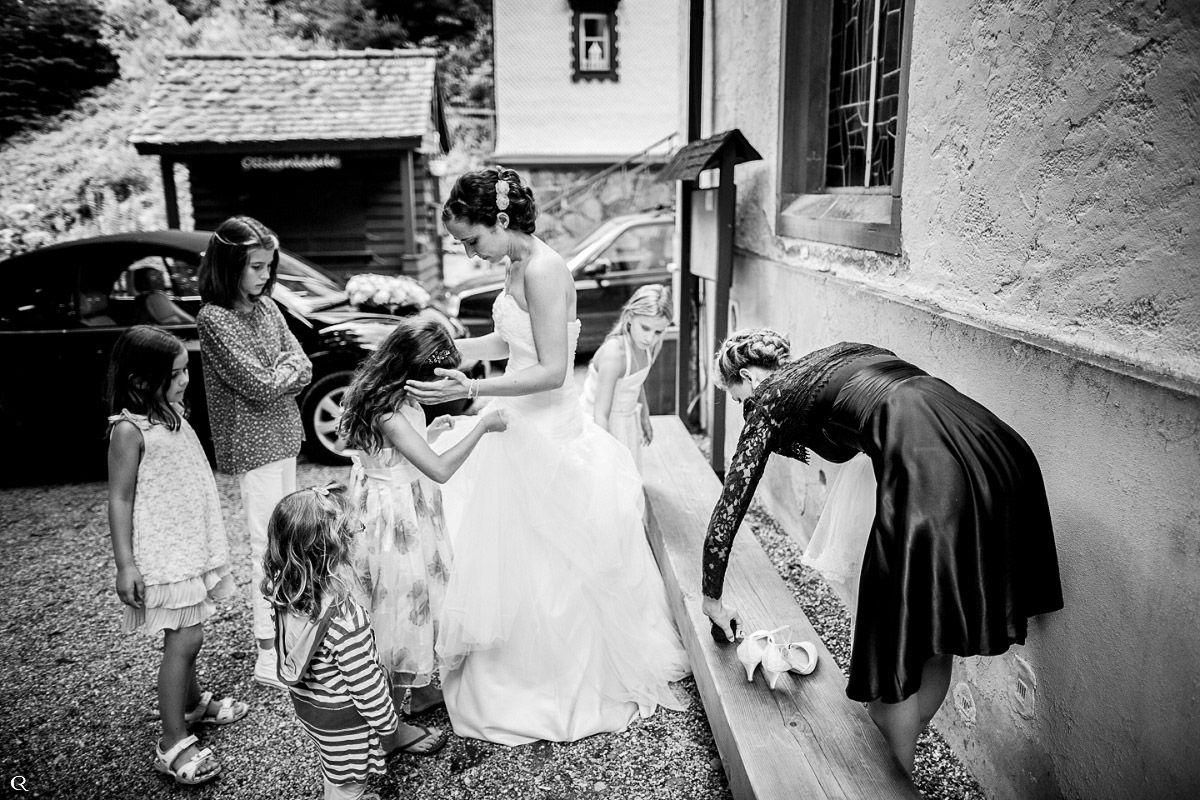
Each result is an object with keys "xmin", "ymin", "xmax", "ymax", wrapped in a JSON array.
[
  {"xmin": 106, "ymin": 325, "xmax": 244, "ymax": 786},
  {"xmin": 263, "ymin": 485, "xmax": 412, "ymax": 800},
  {"xmin": 580, "ymin": 283, "xmax": 672, "ymax": 470},
  {"xmin": 197, "ymin": 215, "xmax": 312, "ymax": 688},
  {"xmin": 338, "ymin": 318, "xmax": 506, "ymax": 751}
]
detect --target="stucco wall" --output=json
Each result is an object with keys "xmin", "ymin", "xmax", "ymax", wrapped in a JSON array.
[
  {"xmin": 702, "ymin": 0, "xmax": 1200, "ymax": 798},
  {"xmin": 493, "ymin": 0, "xmax": 679, "ymax": 159},
  {"xmin": 900, "ymin": 0, "xmax": 1200, "ymax": 384}
]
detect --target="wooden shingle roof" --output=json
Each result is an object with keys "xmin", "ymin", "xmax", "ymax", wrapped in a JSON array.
[
  {"xmin": 130, "ymin": 50, "xmax": 449, "ymax": 155},
  {"xmin": 658, "ymin": 129, "xmax": 762, "ymax": 182}
]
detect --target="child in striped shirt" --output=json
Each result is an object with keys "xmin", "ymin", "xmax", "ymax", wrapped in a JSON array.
[{"xmin": 263, "ymin": 485, "xmax": 444, "ymax": 800}]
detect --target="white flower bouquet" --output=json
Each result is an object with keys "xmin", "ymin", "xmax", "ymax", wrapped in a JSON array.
[{"xmin": 346, "ymin": 273, "xmax": 432, "ymax": 312}]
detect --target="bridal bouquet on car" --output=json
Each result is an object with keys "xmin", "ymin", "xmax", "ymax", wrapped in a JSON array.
[{"xmin": 346, "ymin": 273, "xmax": 432, "ymax": 313}]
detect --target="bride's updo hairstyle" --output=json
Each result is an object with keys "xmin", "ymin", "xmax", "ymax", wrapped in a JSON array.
[
  {"xmin": 714, "ymin": 328, "xmax": 792, "ymax": 389},
  {"xmin": 442, "ymin": 166, "xmax": 538, "ymax": 234}
]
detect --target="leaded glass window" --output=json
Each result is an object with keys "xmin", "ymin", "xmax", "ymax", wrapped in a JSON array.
[{"xmin": 825, "ymin": 0, "xmax": 905, "ymax": 188}]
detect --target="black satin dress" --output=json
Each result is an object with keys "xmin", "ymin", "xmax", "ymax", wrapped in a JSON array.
[{"xmin": 702, "ymin": 344, "xmax": 1063, "ymax": 704}]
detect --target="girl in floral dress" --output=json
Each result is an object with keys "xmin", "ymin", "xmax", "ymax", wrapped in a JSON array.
[
  {"xmin": 106, "ymin": 326, "xmax": 243, "ymax": 785},
  {"xmin": 338, "ymin": 318, "xmax": 507, "ymax": 750}
]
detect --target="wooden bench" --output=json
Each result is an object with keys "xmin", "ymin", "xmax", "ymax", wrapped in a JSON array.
[{"xmin": 643, "ymin": 416, "xmax": 920, "ymax": 800}]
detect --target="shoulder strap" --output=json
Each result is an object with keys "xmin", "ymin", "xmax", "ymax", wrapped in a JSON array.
[{"xmin": 107, "ymin": 409, "xmax": 152, "ymax": 433}]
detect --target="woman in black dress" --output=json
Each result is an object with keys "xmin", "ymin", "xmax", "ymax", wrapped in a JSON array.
[{"xmin": 701, "ymin": 329, "xmax": 1062, "ymax": 774}]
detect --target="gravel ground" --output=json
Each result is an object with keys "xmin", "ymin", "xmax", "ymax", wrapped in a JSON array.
[
  {"xmin": 0, "ymin": 451, "xmax": 985, "ymax": 800},
  {"xmin": 0, "ymin": 460, "xmax": 728, "ymax": 800}
]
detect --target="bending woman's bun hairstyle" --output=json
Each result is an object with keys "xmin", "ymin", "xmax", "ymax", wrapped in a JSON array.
[
  {"xmin": 442, "ymin": 166, "xmax": 537, "ymax": 234},
  {"xmin": 713, "ymin": 328, "xmax": 791, "ymax": 388}
]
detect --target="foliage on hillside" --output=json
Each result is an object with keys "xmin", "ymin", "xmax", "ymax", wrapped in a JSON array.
[
  {"xmin": 0, "ymin": 0, "xmax": 121, "ymax": 142},
  {"xmin": 0, "ymin": 0, "xmax": 494, "ymax": 260}
]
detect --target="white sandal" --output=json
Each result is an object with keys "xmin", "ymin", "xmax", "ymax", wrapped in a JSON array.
[
  {"xmin": 183, "ymin": 690, "xmax": 250, "ymax": 726},
  {"xmin": 153, "ymin": 733, "xmax": 220, "ymax": 785}
]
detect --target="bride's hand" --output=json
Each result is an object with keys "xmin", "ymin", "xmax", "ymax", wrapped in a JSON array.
[
  {"xmin": 702, "ymin": 595, "xmax": 742, "ymax": 644},
  {"xmin": 406, "ymin": 368, "xmax": 470, "ymax": 405}
]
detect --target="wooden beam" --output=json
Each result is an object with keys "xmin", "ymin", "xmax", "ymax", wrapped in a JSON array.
[
  {"xmin": 161, "ymin": 157, "xmax": 180, "ymax": 230},
  {"xmin": 710, "ymin": 148, "xmax": 736, "ymax": 476},
  {"xmin": 676, "ymin": 181, "xmax": 695, "ymax": 426},
  {"xmin": 643, "ymin": 416, "xmax": 920, "ymax": 800}
]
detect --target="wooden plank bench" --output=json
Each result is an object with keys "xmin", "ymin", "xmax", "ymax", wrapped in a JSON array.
[{"xmin": 643, "ymin": 416, "xmax": 920, "ymax": 800}]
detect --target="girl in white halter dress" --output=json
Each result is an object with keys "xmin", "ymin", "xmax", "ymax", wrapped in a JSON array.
[
  {"xmin": 579, "ymin": 342, "xmax": 651, "ymax": 467},
  {"xmin": 431, "ymin": 290, "xmax": 688, "ymax": 744},
  {"xmin": 579, "ymin": 283, "xmax": 673, "ymax": 472}
]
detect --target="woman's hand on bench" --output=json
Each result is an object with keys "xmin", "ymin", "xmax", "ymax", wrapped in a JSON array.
[{"xmin": 703, "ymin": 595, "xmax": 743, "ymax": 643}]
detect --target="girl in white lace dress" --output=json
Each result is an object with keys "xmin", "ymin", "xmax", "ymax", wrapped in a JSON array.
[
  {"xmin": 408, "ymin": 168, "xmax": 689, "ymax": 745},
  {"xmin": 580, "ymin": 283, "xmax": 673, "ymax": 471},
  {"xmin": 106, "ymin": 326, "xmax": 242, "ymax": 786}
]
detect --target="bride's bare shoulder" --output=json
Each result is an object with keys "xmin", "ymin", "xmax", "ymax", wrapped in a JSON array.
[
  {"xmin": 522, "ymin": 240, "xmax": 569, "ymax": 287},
  {"xmin": 526, "ymin": 238, "xmax": 566, "ymax": 272}
]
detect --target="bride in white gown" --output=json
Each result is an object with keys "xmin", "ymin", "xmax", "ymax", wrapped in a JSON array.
[{"xmin": 406, "ymin": 167, "xmax": 689, "ymax": 745}]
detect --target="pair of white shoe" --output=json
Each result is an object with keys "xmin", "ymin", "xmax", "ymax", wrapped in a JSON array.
[{"xmin": 736, "ymin": 626, "xmax": 818, "ymax": 690}]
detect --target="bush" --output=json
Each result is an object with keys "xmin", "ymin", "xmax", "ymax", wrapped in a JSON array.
[{"xmin": 0, "ymin": 0, "xmax": 120, "ymax": 141}]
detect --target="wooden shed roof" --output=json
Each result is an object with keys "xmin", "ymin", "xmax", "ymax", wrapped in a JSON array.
[{"xmin": 130, "ymin": 50, "xmax": 449, "ymax": 155}]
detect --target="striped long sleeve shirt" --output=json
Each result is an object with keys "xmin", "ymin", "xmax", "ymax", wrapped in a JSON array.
[{"xmin": 285, "ymin": 598, "xmax": 399, "ymax": 784}]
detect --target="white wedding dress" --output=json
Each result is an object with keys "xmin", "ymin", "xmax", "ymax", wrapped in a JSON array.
[{"xmin": 434, "ymin": 292, "xmax": 689, "ymax": 745}]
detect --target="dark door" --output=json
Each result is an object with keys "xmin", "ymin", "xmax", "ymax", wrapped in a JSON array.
[{"xmin": 241, "ymin": 168, "xmax": 367, "ymax": 270}]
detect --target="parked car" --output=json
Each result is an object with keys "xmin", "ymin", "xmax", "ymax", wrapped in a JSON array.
[
  {"xmin": 0, "ymin": 231, "xmax": 479, "ymax": 480},
  {"xmin": 444, "ymin": 209, "xmax": 676, "ymax": 355}
]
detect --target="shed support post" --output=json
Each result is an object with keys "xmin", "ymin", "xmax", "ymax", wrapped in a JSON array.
[{"xmin": 161, "ymin": 157, "xmax": 180, "ymax": 230}]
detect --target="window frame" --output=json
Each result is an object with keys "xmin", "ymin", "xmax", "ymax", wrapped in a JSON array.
[
  {"xmin": 570, "ymin": 0, "xmax": 619, "ymax": 83},
  {"xmin": 776, "ymin": 0, "xmax": 915, "ymax": 255}
]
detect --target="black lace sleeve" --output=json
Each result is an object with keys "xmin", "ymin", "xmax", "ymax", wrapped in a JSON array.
[{"xmin": 701, "ymin": 399, "xmax": 777, "ymax": 599}]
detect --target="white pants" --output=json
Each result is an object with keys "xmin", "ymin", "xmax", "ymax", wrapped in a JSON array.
[{"xmin": 239, "ymin": 457, "xmax": 297, "ymax": 641}]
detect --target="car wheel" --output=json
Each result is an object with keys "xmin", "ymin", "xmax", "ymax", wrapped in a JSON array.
[{"xmin": 301, "ymin": 370, "xmax": 354, "ymax": 466}]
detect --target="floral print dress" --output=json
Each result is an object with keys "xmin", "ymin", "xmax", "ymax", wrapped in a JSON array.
[{"xmin": 349, "ymin": 399, "xmax": 452, "ymax": 689}]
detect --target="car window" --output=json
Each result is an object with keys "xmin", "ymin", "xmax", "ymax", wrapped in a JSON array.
[
  {"xmin": 111, "ymin": 257, "xmax": 171, "ymax": 299},
  {"xmin": 108, "ymin": 255, "xmax": 199, "ymax": 300},
  {"xmin": 595, "ymin": 224, "xmax": 673, "ymax": 274},
  {"xmin": 274, "ymin": 254, "xmax": 347, "ymax": 313},
  {"xmin": 166, "ymin": 257, "xmax": 199, "ymax": 297},
  {"xmin": 0, "ymin": 278, "xmax": 77, "ymax": 330}
]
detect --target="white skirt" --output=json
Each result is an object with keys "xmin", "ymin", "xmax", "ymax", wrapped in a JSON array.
[
  {"xmin": 801, "ymin": 453, "xmax": 877, "ymax": 628},
  {"xmin": 434, "ymin": 405, "xmax": 689, "ymax": 745}
]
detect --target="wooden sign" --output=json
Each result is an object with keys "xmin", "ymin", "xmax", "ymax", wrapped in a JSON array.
[{"xmin": 240, "ymin": 154, "xmax": 342, "ymax": 172}]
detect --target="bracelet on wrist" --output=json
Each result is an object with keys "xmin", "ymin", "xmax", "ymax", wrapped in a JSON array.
[{"xmin": 467, "ymin": 379, "xmax": 479, "ymax": 400}]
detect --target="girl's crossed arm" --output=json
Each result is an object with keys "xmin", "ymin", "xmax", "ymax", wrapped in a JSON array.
[
  {"xmin": 378, "ymin": 407, "xmax": 507, "ymax": 484},
  {"xmin": 107, "ymin": 420, "xmax": 145, "ymax": 609},
  {"xmin": 198, "ymin": 309, "xmax": 310, "ymax": 405}
]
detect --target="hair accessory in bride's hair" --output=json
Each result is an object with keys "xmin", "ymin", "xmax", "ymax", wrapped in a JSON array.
[
  {"xmin": 424, "ymin": 346, "xmax": 456, "ymax": 369},
  {"xmin": 494, "ymin": 172, "xmax": 511, "ymax": 211}
]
